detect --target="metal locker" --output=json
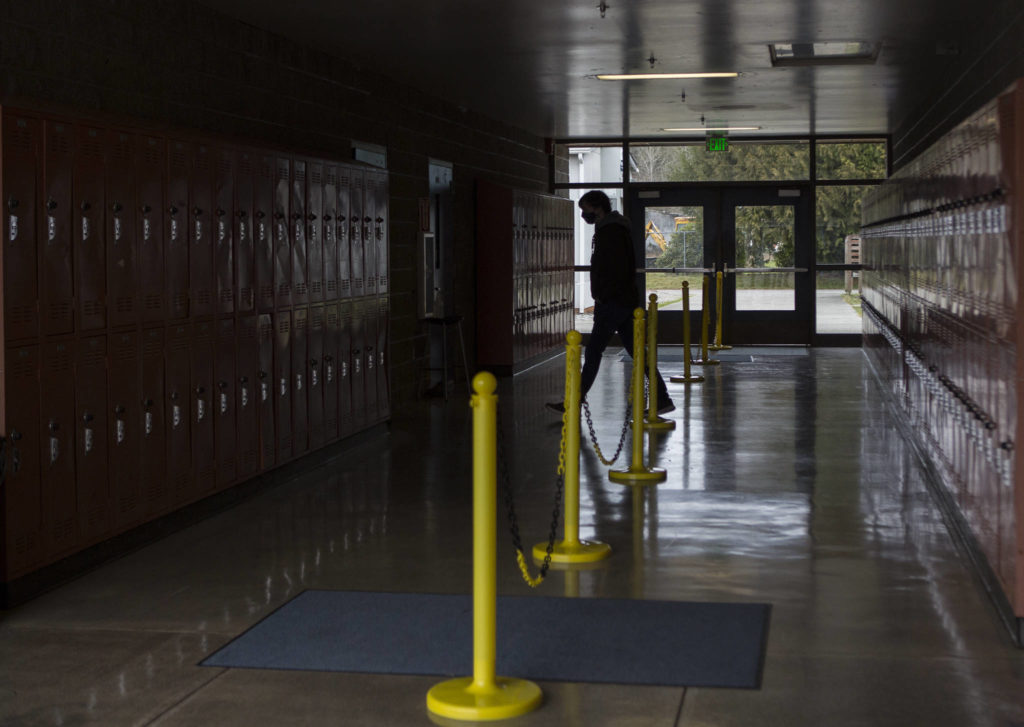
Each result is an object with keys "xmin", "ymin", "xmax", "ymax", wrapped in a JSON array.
[
  {"xmin": 375, "ymin": 296, "xmax": 390, "ymax": 421},
  {"xmin": 338, "ymin": 301, "xmax": 353, "ymax": 438},
  {"xmin": 73, "ymin": 125, "xmax": 106, "ymax": 331},
  {"xmin": 137, "ymin": 135, "xmax": 166, "ymax": 323},
  {"xmin": 350, "ymin": 167, "xmax": 365, "ymax": 298},
  {"xmin": 236, "ymin": 314, "xmax": 259, "ymax": 479},
  {"xmin": 215, "ymin": 318, "xmax": 237, "ymax": 488},
  {"xmin": 40, "ymin": 340, "xmax": 77, "ymax": 562},
  {"xmin": 337, "ymin": 165, "xmax": 352, "ymax": 298},
  {"xmin": 362, "ymin": 171, "xmax": 377, "ymax": 296},
  {"xmin": 362, "ymin": 300, "xmax": 378, "ymax": 422},
  {"xmin": 164, "ymin": 323, "xmax": 193, "ymax": 505},
  {"xmin": 323, "ymin": 302, "xmax": 340, "ymax": 442},
  {"xmin": 323, "ymin": 164, "xmax": 339, "ymax": 300},
  {"xmin": 106, "ymin": 130, "xmax": 138, "ymax": 328},
  {"xmin": 291, "ymin": 159, "xmax": 309, "ymax": 305},
  {"xmin": 308, "ymin": 304, "xmax": 325, "ymax": 449},
  {"xmin": 140, "ymin": 328, "xmax": 168, "ymax": 518},
  {"xmin": 371, "ymin": 170, "xmax": 389, "ymax": 295},
  {"xmin": 254, "ymin": 155, "xmax": 275, "ymax": 312},
  {"xmin": 109, "ymin": 331, "xmax": 142, "ymax": 529},
  {"xmin": 214, "ymin": 147, "xmax": 235, "ymax": 317},
  {"xmin": 307, "ymin": 160, "xmax": 324, "ymax": 304},
  {"xmin": 191, "ymin": 320, "xmax": 216, "ymax": 496},
  {"xmin": 75, "ymin": 336, "xmax": 110, "ymax": 544},
  {"xmin": 291, "ymin": 306, "xmax": 309, "ymax": 454},
  {"xmin": 274, "ymin": 310, "xmax": 293, "ymax": 461},
  {"xmin": 165, "ymin": 140, "xmax": 191, "ymax": 320},
  {"xmin": 190, "ymin": 144, "xmax": 215, "ymax": 317},
  {"xmin": 42, "ymin": 119, "xmax": 74, "ymax": 335},
  {"xmin": 350, "ymin": 300, "xmax": 367, "ymax": 432},
  {"xmin": 235, "ymin": 150, "xmax": 255, "ymax": 314},
  {"xmin": 273, "ymin": 157, "xmax": 292, "ymax": 309},
  {"xmin": 256, "ymin": 313, "xmax": 276, "ymax": 470},
  {"xmin": 4, "ymin": 112, "xmax": 40, "ymax": 342}
]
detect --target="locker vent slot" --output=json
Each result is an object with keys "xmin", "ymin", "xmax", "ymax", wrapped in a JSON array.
[
  {"xmin": 80, "ymin": 133, "xmax": 104, "ymax": 158},
  {"xmin": 48, "ymin": 129, "xmax": 72, "ymax": 155},
  {"xmin": 9, "ymin": 304, "xmax": 36, "ymax": 329},
  {"xmin": 295, "ymin": 282, "xmax": 308, "ymax": 297},
  {"xmin": 116, "ymin": 296, "xmax": 135, "ymax": 314},
  {"xmin": 46, "ymin": 348, "xmax": 73, "ymax": 373},
  {"xmin": 220, "ymin": 289, "xmax": 233, "ymax": 305},
  {"xmin": 143, "ymin": 336, "xmax": 162, "ymax": 357},
  {"xmin": 145, "ymin": 293, "xmax": 163, "ymax": 311},
  {"xmin": 9, "ymin": 124, "xmax": 35, "ymax": 151},
  {"xmin": 259, "ymin": 284, "xmax": 274, "ymax": 300},
  {"xmin": 197, "ymin": 290, "xmax": 214, "ymax": 307},
  {"xmin": 83, "ymin": 300, "xmax": 105, "ymax": 319},
  {"xmin": 326, "ymin": 281, "xmax": 338, "ymax": 295},
  {"xmin": 11, "ymin": 355, "xmax": 37, "ymax": 378},
  {"xmin": 119, "ymin": 493, "xmax": 139, "ymax": 514},
  {"xmin": 278, "ymin": 283, "xmax": 291, "ymax": 297},
  {"xmin": 147, "ymin": 482, "xmax": 167, "ymax": 502},
  {"xmin": 53, "ymin": 517, "xmax": 75, "ymax": 544},
  {"xmin": 14, "ymin": 531, "xmax": 38, "ymax": 556},
  {"xmin": 310, "ymin": 281, "xmax": 322, "ymax": 295}
]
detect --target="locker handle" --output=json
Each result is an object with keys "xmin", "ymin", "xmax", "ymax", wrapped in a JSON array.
[
  {"xmin": 216, "ymin": 208, "xmax": 226, "ymax": 217},
  {"xmin": 168, "ymin": 205, "xmax": 178, "ymax": 215},
  {"xmin": 193, "ymin": 207, "xmax": 203, "ymax": 217},
  {"xmin": 338, "ymin": 215, "xmax": 346, "ymax": 222},
  {"xmin": 256, "ymin": 210, "xmax": 265, "ymax": 219},
  {"xmin": 10, "ymin": 429, "xmax": 21, "ymax": 441},
  {"xmin": 291, "ymin": 212, "xmax": 302, "ymax": 220},
  {"xmin": 7, "ymin": 196, "xmax": 18, "ymax": 210},
  {"xmin": 307, "ymin": 213, "xmax": 318, "ymax": 221},
  {"xmin": 310, "ymin": 359, "xmax": 318, "ymax": 366},
  {"xmin": 195, "ymin": 386, "xmax": 205, "ymax": 395},
  {"xmin": 46, "ymin": 198, "xmax": 58, "ymax": 211},
  {"xmin": 112, "ymin": 202, "xmax": 123, "ymax": 213},
  {"xmin": 143, "ymin": 399, "xmax": 154, "ymax": 408},
  {"xmin": 323, "ymin": 214, "xmax": 333, "ymax": 221},
  {"xmin": 140, "ymin": 204, "xmax": 151, "ymax": 214},
  {"xmin": 258, "ymin": 370, "xmax": 268, "ymax": 378},
  {"xmin": 375, "ymin": 216, "xmax": 383, "ymax": 224},
  {"xmin": 114, "ymin": 405, "xmax": 125, "ymax": 415},
  {"xmin": 80, "ymin": 201, "xmax": 91, "ymax": 211},
  {"xmin": 324, "ymin": 355, "xmax": 333, "ymax": 362},
  {"xmin": 218, "ymin": 381, "xmax": 228, "ymax": 389},
  {"xmin": 236, "ymin": 210, "xmax": 248, "ymax": 219},
  {"xmin": 239, "ymin": 376, "xmax": 248, "ymax": 384},
  {"xmin": 274, "ymin": 212, "xmax": 284, "ymax": 220},
  {"xmin": 82, "ymin": 413, "xmax": 93, "ymax": 424}
]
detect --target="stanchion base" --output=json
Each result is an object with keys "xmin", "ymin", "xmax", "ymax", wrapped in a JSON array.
[
  {"xmin": 609, "ymin": 466, "xmax": 667, "ymax": 485},
  {"xmin": 533, "ymin": 539, "xmax": 612, "ymax": 564},
  {"xmin": 691, "ymin": 358, "xmax": 721, "ymax": 366},
  {"xmin": 643, "ymin": 417, "xmax": 676, "ymax": 430},
  {"xmin": 669, "ymin": 374, "xmax": 704, "ymax": 384},
  {"xmin": 708, "ymin": 344, "xmax": 732, "ymax": 351},
  {"xmin": 427, "ymin": 677, "xmax": 542, "ymax": 721}
]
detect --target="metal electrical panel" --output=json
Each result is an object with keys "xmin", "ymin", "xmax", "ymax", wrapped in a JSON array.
[{"xmin": 42, "ymin": 120, "xmax": 74, "ymax": 335}]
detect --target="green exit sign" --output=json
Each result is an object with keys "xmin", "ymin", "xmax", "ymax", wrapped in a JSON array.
[{"xmin": 706, "ymin": 135, "xmax": 729, "ymax": 152}]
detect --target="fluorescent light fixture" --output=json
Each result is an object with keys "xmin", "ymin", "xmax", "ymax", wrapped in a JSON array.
[
  {"xmin": 597, "ymin": 72, "xmax": 739, "ymax": 80},
  {"xmin": 661, "ymin": 126, "xmax": 762, "ymax": 132}
]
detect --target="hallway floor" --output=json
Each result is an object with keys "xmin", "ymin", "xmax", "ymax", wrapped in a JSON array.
[{"xmin": 2, "ymin": 349, "xmax": 1023, "ymax": 726}]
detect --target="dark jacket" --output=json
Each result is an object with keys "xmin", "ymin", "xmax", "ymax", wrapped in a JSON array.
[{"xmin": 589, "ymin": 211, "xmax": 639, "ymax": 308}]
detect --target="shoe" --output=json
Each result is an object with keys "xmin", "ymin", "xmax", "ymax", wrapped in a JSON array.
[
  {"xmin": 545, "ymin": 401, "xmax": 565, "ymax": 414},
  {"xmin": 657, "ymin": 400, "xmax": 675, "ymax": 415}
]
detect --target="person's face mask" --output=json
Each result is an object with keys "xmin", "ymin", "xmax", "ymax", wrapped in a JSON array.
[{"xmin": 581, "ymin": 210, "xmax": 597, "ymax": 225}]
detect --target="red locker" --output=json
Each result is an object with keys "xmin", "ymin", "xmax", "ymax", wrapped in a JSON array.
[
  {"xmin": 190, "ymin": 144, "xmax": 215, "ymax": 317},
  {"xmin": 291, "ymin": 159, "xmax": 308, "ymax": 305},
  {"xmin": 323, "ymin": 302, "xmax": 340, "ymax": 442},
  {"xmin": 106, "ymin": 130, "xmax": 137, "ymax": 328},
  {"xmin": 338, "ymin": 165, "xmax": 352, "ymax": 298},
  {"xmin": 41, "ymin": 119, "xmax": 74, "ymax": 335},
  {"xmin": 254, "ymin": 155, "xmax": 274, "ymax": 312},
  {"xmin": 2, "ymin": 346, "xmax": 44, "ymax": 578},
  {"xmin": 235, "ymin": 150, "xmax": 255, "ymax": 313},
  {"xmin": 4, "ymin": 112, "xmax": 40, "ymax": 342},
  {"xmin": 291, "ymin": 306, "xmax": 309, "ymax": 454},
  {"xmin": 136, "ymin": 135, "xmax": 165, "ymax": 323},
  {"xmin": 236, "ymin": 315, "xmax": 259, "ymax": 479},
  {"xmin": 307, "ymin": 160, "xmax": 324, "ymax": 303},
  {"xmin": 140, "ymin": 328, "xmax": 168, "ymax": 517},
  {"xmin": 40, "ymin": 340, "xmax": 77, "ymax": 562},
  {"xmin": 75, "ymin": 335, "xmax": 110, "ymax": 544},
  {"xmin": 191, "ymin": 320, "xmax": 216, "ymax": 495},
  {"xmin": 274, "ymin": 310, "xmax": 293, "ymax": 461},
  {"xmin": 257, "ymin": 313, "xmax": 276, "ymax": 470},
  {"xmin": 350, "ymin": 300, "xmax": 366, "ymax": 431},
  {"xmin": 338, "ymin": 300, "xmax": 354, "ymax": 437},
  {"xmin": 214, "ymin": 147, "xmax": 235, "ymax": 316},
  {"xmin": 375, "ymin": 296, "xmax": 390, "ymax": 421},
  {"xmin": 308, "ymin": 304, "xmax": 325, "ymax": 449},
  {"xmin": 323, "ymin": 164, "xmax": 339, "ymax": 300},
  {"xmin": 73, "ymin": 125, "xmax": 106, "ymax": 331},
  {"xmin": 274, "ymin": 157, "xmax": 292, "ymax": 308},
  {"xmin": 370, "ymin": 170, "xmax": 389, "ymax": 295},
  {"xmin": 166, "ymin": 140, "xmax": 191, "ymax": 320},
  {"xmin": 109, "ymin": 331, "xmax": 142, "ymax": 529},
  {"xmin": 349, "ymin": 167, "xmax": 365, "ymax": 298},
  {"xmin": 215, "ymin": 318, "xmax": 236, "ymax": 488},
  {"xmin": 362, "ymin": 300, "xmax": 378, "ymax": 422},
  {"xmin": 165, "ymin": 323, "xmax": 192, "ymax": 505}
]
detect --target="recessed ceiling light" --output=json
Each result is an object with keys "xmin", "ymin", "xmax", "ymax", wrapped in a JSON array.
[
  {"xmin": 597, "ymin": 72, "xmax": 739, "ymax": 81},
  {"xmin": 661, "ymin": 126, "xmax": 761, "ymax": 132},
  {"xmin": 769, "ymin": 41, "xmax": 879, "ymax": 66}
]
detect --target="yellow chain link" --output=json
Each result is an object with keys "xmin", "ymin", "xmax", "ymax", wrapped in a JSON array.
[{"xmin": 588, "ymin": 385, "xmax": 633, "ymax": 466}]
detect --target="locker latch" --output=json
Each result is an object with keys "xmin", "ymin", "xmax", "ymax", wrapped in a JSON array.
[
  {"xmin": 9, "ymin": 429, "xmax": 22, "ymax": 473},
  {"xmin": 195, "ymin": 386, "xmax": 206, "ymax": 422},
  {"xmin": 171, "ymin": 392, "xmax": 182, "ymax": 429},
  {"xmin": 194, "ymin": 208, "xmax": 203, "ymax": 243},
  {"xmin": 217, "ymin": 209, "xmax": 227, "ymax": 243},
  {"xmin": 325, "ymin": 356, "xmax": 334, "ymax": 384},
  {"xmin": 239, "ymin": 376, "xmax": 249, "ymax": 409},
  {"xmin": 168, "ymin": 205, "xmax": 179, "ymax": 241},
  {"xmin": 8, "ymin": 196, "xmax": 19, "ymax": 241},
  {"xmin": 143, "ymin": 399, "xmax": 154, "ymax": 437},
  {"xmin": 310, "ymin": 360, "xmax": 319, "ymax": 387},
  {"xmin": 82, "ymin": 413, "xmax": 94, "ymax": 455},
  {"xmin": 46, "ymin": 198, "xmax": 57, "ymax": 243},
  {"xmin": 280, "ymin": 376, "xmax": 288, "ymax": 398},
  {"xmin": 295, "ymin": 372, "xmax": 303, "ymax": 392},
  {"xmin": 114, "ymin": 405, "xmax": 126, "ymax": 444},
  {"xmin": 141, "ymin": 205, "xmax": 152, "ymax": 242},
  {"xmin": 354, "ymin": 350, "xmax": 361, "ymax": 375},
  {"xmin": 259, "ymin": 371, "xmax": 270, "ymax": 403},
  {"xmin": 218, "ymin": 381, "xmax": 229, "ymax": 415},
  {"xmin": 366, "ymin": 346, "xmax": 374, "ymax": 371},
  {"xmin": 237, "ymin": 210, "xmax": 248, "ymax": 242}
]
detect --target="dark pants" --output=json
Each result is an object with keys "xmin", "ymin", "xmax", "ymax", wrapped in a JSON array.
[{"xmin": 581, "ymin": 301, "xmax": 671, "ymax": 405}]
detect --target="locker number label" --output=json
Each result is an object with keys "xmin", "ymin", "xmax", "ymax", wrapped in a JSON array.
[
  {"xmin": 341, "ymin": 362, "xmax": 349, "ymax": 378},
  {"xmin": 257, "ymin": 221, "xmax": 266, "ymax": 243},
  {"xmin": 311, "ymin": 367, "xmax": 319, "ymax": 387},
  {"xmin": 239, "ymin": 221, "xmax": 248, "ymax": 242}
]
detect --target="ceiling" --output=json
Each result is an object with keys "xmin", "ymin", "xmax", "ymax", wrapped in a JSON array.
[{"xmin": 197, "ymin": 0, "xmax": 989, "ymax": 140}]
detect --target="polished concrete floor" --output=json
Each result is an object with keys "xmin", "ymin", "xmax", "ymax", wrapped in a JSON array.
[{"xmin": 2, "ymin": 348, "xmax": 1023, "ymax": 726}]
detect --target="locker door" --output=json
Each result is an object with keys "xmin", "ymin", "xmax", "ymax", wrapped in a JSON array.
[
  {"xmin": 291, "ymin": 306, "xmax": 309, "ymax": 454},
  {"xmin": 75, "ymin": 336, "xmax": 110, "ymax": 544},
  {"xmin": 109, "ymin": 331, "xmax": 142, "ymax": 529},
  {"xmin": 291, "ymin": 159, "xmax": 308, "ymax": 305},
  {"xmin": 190, "ymin": 144, "xmax": 215, "ymax": 317},
  {"xmin": 257, "ymin": 313, "xmax": 275, "ymax": 470},
  {"xmin": 4, "ymin": 112, "xmax": 40, "ymax": 342},
  {"xmin": 323, "ymin": 302, "xmax": 340, "ymax": 442},
  {"xmin": 254, "ymin": 155, "xmax": 275, "ymax": 312},
  {"xmin": 273, "ymin": 157, "xmax": 292, "ymax": 308},
  {"xmin": 349, "ymin": 167, "xmax": 365, "ymax": 298},
  {"xmin": 308, "ymin": 304, "xmax": 325, "ymax": 449},
  {"xmin": 191, "ymin": 320, "xmax": 216, "ymax": 495},
  {"xmin": 214, "ymin": 147, "xmax": 235, "ymax": 316},
  {"xmin": 166, "ymin": 140, "xmax": 191, "ymax": 320},
  {"xmin": 3, "ymin": 346, "xmax": 44, "ymax": 577},
  {"xmin": 165, "ymin": 323, "xmax": 193, "ymax": 505},
  {"xmin": 235, "ymin": 150, "xmax": 255, "ymax": 313},
  {"xmin": 73, "ymin": 125, "xmax": 106, "ymax": 331},
  {"xmin": 236, "ymin": 314, "xmax": 259, "ymax": 479},
  {"xmin": 323, "ymin": 164, "xmax": 339, "ymax": 300},
  {"xmin": 371, "ymin": 170, "xmax": 389, "ymax": 295},
  {"xmin": 362, "ymin": 301, "xmax": 378, "ymax": 422},
  {"xmin": 140, "ymin": 328, "xmax": 168, "ymax": 517},
  {"xmin": 41, "ymin": 119, "xmax": 74, "ymax": 335},
  {"xmin": 376, "ymin": 296, "xmax": 390, "ymax": 421},
  {"xmin": 107, "ymin": 130, "xmax": 137, "ymax": 328},
  {"xmin": 361, "ymin": 171, "xmax": 377, "ymax": 296},
  {"xmin": 40, "ymin": 340, "xmax": 77, "ymax": 561},
  {"xmin": 215, "ymin": 318, "xmax": 236, "ymax": 488},
  {"xmin": 337, "ymin": 165, "xmax": 352, "ymax": 298},
  {"xmin": 137, "ymin": 134, "xmax": 166, "ymax": 323},
  {"xmin": 338, "ymin": 301, "xmax": 353, "ymax": 438},
  {"xmin": 274, "ymin": 310, "xmax": 293, "ymax": 461},
  {"xmin": 307, "ymin": 161, "xmax": 324, "ymax": 304},
  {"xmin": 350, "ymin": 300, "xmax": 366, "ymax": 431}
]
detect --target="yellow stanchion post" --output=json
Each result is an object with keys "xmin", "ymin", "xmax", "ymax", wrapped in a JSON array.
[
  {"xmin": 427, "ymin": 372, "xmax": 542, "ymax": 722},
  {"xmin": 691, "ymin": 274, "xmax": 720, "ymax": 367},
  {"xmin": 533, "ymin": 331, "xmax": 611, "ymax": 564},
  {"xmin": 670, "ymin": 281, "xmax": 704, "ymax": 385},
  {"xmin": 644, "ymin": 294, "xmax": 675, "ymax": 431},
  {"xmin": 708, "ymin": 270, "xmax": 732, "ymax": 351},
  {"xmin": 609, "ymin": 309, "xmax": 667, "ymax": 485}
]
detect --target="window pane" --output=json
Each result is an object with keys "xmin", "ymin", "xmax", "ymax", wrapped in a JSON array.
[
  {"xmin": 631, "ymin": 142, "xmax": 810, "ymax": 182},
  {"xmin": 735, "ymin": 205, "xmax": 795, "ymax": 310},
  {"xmin": 816, "ymin": 142, "xmax": 886, "ymax": 180},
  {"xmin": 644, "ymin": 205, "xmax": 704, "ymax": 311},
  {"xmin": 560, "ymin": 144, "xmax": 624, "ymax": 184},
  {"xmin": 816, "ymin": 184, "xmax": 876, "ymax": 263},
  {"xmin": 816, "ymin": 271, "xmax": 862, "ymax": 333}
]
